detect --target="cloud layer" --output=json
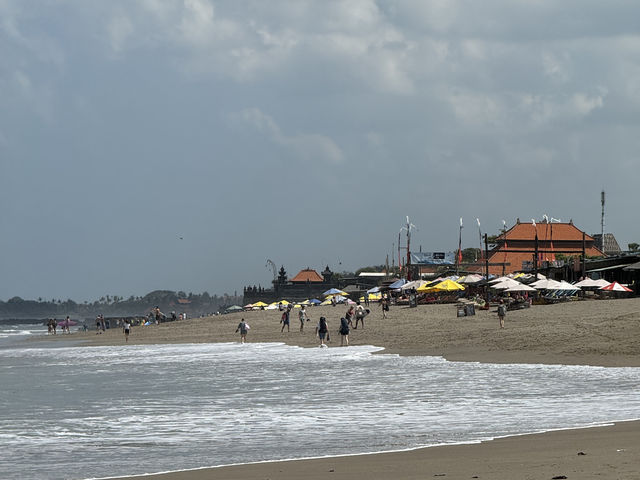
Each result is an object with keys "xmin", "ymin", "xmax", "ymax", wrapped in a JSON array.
[{"xmin": 1, "ymin": 1, "xmax": 639, "ymax": 299}]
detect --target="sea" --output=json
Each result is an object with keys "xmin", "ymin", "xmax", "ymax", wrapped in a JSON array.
[{"xmin": 1, "ymin": 321, "xmax": 640, "ymax": 480}]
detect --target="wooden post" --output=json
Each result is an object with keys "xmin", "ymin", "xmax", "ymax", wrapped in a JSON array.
[
  {"xmin": 582, "ymin": 232, "xmax": 586, "ymax": 278},
  {"xmin": 484, "ymin": 234, "xmax": 490, "ymax": 304}
]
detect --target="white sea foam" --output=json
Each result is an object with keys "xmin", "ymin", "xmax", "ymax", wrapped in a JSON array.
[{"xmin": 1, "ymin": 342, "xmax": 639, "ymax": 480}]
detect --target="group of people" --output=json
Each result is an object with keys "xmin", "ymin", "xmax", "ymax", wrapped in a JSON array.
[{"xmin": 237, "ymin": 301, "xmax": 373, "ymax": 348}]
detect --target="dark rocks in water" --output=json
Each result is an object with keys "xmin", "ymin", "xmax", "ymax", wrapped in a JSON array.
[{"xmin": 552, "ymin": 476, "xmax": 568, "ymax": 479}]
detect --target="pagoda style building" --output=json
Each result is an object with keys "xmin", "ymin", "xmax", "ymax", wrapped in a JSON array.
[{"xmin": 481, "ymin": 219, "xmax": 604, "ymax": 276}]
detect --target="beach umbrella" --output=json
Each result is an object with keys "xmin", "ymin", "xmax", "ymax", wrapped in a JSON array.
[
  {"xmin": 367, "ymin": 286, "xmax": 381, "ymax": 294},
  {"xmin": 419, "ymin": 279, "xmax": 465, "ymax": 292},
  {"xmin": 332, "ymin": 295, "xmax": 347, "ymax": 303},
  {"xmin": 323, "ymin": 288, "xmax": 348, "ymax": 297},
  {"xmin": 225, "ymin": 305, "xmax": 243, "ymax": 312},
  {"xmin": 573, "ymin": 278, "xmax": 598, "ymax": 288},
  {"xmin": 243, "ymin": 303, "xmax": 254, "ymax": 309},
  {"xmin": 458, "ymin": 274, "xmax": 484, "ymax": 284},
  {"xmin": 592, "ymin": 279, "xmax": 611, "ymax": 288},
  {"xmin": 360, "ymin": 292, "xmax": 381, "ymax": 302},
  {"xmin": 600, "ymin": 281, "xmax": 632, "ymax": 292},
  {"xmin": 309, "ymin": 298, "xmax": 322, "ymax": 304},
  {"xmin": 388, "ymin": 279, "xmax": 407, "ymax": 289},
  {"xmin": 252, "ymin": 301, "xmax": 268, "ymax": 307},
  {"xmin": 504, "ymin": 283, "xmax": 537, "ymax": 292},
  {"xmin": 490, "ymin": 278, "xmax": 524, "ymax": 290},
  {"xmin": 320, "ymin": 298, "xmax": 333, "ymax": 305},
  {"xmin": 278, "ymin": 299, "xmax": 291, "ymax": 305},
  {"xmin": 557, "ymin": 281, "xmax": 580, "ymax": 291}
]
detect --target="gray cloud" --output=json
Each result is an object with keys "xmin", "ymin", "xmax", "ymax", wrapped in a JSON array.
[{"xmin": 1, "ymin": 0, "xmax": 639, "ymax": 300}]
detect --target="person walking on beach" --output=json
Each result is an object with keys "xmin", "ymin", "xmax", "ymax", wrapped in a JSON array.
[
  {"xmin": 354, "ymin": 302, "xmax": 366, "ymax": 329},
  {"xmin": 497, "ymin": 299, "xmax": 506, "ymax": 329},
  {"xmin": 339, "ymin": 317, "xmax": 350, "ymax": 346},
  {"xmin": 280, "ymin": 309, "xmax": 290, "ymax": 332},
  {"xmin": 345, "ymin": 305, "xmax": 355, "ymax": 328},
  {"xmin": 316, "ymin": 316, "xmax": 329, "ymax": 347},
  {"xmin": 381, "ymin": 296, "xmax": 389, "ymax": 319},
  {"xmin": 298, "ymin": 305, "xmax": 308, "ymax": 333},
  {"xmin": 123, "ymin": 318, "xmax": 131, "ymax": 342},
  {"xmin": 236, "ymin": 318, "xmax": 250, "ymax": 343}
]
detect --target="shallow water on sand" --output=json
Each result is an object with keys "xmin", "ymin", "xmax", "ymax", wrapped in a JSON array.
[{"xmin": 1, "ymin": 342, "xmax": 639, "ymax": 480}]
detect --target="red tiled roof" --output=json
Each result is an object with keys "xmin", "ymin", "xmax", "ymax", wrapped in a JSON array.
[
  {"xmin": 499, "ymin": 222, "xmax": 595, "ymax": 242},
  {"xmin": 177, "ymin": 298, "xmax": 191, "ymax": 304},
  {"xmin": 290, "ymin": 269, "xmax": 324, "ymax": 282}
]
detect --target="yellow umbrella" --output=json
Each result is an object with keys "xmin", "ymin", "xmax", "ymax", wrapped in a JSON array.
[
  {"xmin": 278, "ymin": 299, "xmax": 291, "ymax": 305},
  {"xmin": 359, "ymin": 292, "xmax": 381, "ymax": 302},
  {"xmin": 432, "ymin": 279, "xmax": 465, "ymax": 291},
  {"xmin": 252, "ymin": 301, "xmax": 268, "ymax": 307},
  {"xmin": 416, "ymin": 281, "xmax": 440, "ymax": 292}
]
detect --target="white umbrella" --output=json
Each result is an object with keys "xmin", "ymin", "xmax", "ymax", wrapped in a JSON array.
[
  {"xmin": 504, "ymin": 283, "xmax": 537, "ymax": 292},
  {"xmin": 574, "ymin": 278, "xmax": 599, "ymax": 288},
  {"xmin": 592, "ymin": 279, "xmax": 611, "ymax": 288},
  {"xmin": 491, "ymin": 278, "xmax": 525, "ymax": 290},
  {"xmin": 557, "ymin": 280, "xmax": 580, "ymax": 291}
]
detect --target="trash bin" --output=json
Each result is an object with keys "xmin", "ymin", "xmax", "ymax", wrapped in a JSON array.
[
  {"xmin": 457, "ymin": 306, "xmax": 466, "ymax": 317},
  {"xmin": 465, "ymin": 304, "xmax": 475, "ymax": 316}
]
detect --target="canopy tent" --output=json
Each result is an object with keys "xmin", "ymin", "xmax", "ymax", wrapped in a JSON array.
[
  {"xmin": 600, "ymin": 281, "xmax": 632, "ymax": 292},
  {"xmin": 366, "ymin": 286, "xmax": 381, "ymax": 294}
]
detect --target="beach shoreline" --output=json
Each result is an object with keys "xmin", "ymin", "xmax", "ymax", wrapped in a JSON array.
[
  {"xmin": 29, "ymin": 297, "xmax": 640, "ymax": 479},
  {"xmin": 103, "ymin": 420, "xmax": 640, "ymax": 480}
]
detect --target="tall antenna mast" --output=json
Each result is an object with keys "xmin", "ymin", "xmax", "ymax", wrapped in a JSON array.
[{"xmin": 600, "ymin": 190, "xmax": 605, "ymax": 251}]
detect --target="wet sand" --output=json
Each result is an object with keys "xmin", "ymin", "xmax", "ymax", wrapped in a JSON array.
[{"xmin": 37, "ymin": 297, "xmax": 640, "ymax": 479}]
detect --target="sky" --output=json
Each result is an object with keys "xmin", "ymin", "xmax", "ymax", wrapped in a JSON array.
[{"xmin": 1, "ymin": 0, "xmax": 639, "ymax": 302}]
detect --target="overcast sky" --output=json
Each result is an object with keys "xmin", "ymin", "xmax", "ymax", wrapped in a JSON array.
[{"xmin": 1, "ymin": 1, "xmax": 639, "ymax": 301}]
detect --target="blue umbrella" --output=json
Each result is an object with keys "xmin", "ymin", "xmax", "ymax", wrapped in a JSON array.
[
  {"xmin": 388, "ymin": 279, "xmax": 407, "ymax": 289},
  {"xmin": 323, "ymin": 288, "xmax": 345, "ymax": 296},
  {"xmin": 309, "ymin": 298, "xmax": 322, "ymax": 304},
  {"xmin": 366, "ymin": 286, "xmax": 380, "ymax": 293}
]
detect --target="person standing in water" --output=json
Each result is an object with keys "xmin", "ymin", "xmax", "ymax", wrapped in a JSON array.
[{"xmin": 236, "ymin": 318, "xmax": 250, "ymax": 343}]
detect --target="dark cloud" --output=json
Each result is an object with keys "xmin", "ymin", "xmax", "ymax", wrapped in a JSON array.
[{"xmin": 0, "ymin": 0, "xmax": 638, "ymax": 300}]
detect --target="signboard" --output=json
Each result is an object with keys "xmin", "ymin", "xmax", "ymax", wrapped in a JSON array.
[{"xmin": 410, "ymin": 252, "xmax": 456, "ymax": 265}]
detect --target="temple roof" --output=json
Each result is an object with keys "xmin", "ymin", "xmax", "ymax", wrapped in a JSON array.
[{"xmin": 290, "ymin": 268, "xmax": 324, "ymax": 283}]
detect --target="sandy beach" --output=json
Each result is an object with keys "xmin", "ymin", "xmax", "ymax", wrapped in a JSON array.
[{"xmin": 37, "ymin": 297, "xmax": 640, "ymax": 479}]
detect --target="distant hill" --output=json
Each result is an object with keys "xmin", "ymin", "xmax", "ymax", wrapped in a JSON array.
[{"xmin": 0, "ymin": 290, "xmax": 242, "ymax": 320}]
